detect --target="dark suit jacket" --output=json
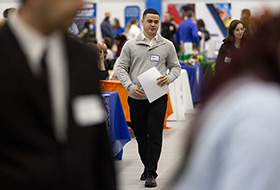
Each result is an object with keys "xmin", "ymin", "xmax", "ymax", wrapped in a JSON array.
[{"xmin": 0, "ymin": 23, "xmax": 116, "ymax": 190}]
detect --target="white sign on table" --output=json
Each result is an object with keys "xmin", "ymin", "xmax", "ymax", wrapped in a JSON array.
[{"xmin": 137, "ymin": 67, "xmax": 169, "ymax": 103}]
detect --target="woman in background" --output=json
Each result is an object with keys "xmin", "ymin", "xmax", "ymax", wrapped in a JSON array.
[
  {"xmin": 79, "ymin": 19, "xmax": 97, "ymax": 43},
  {"xmin": 114, "ymin": 34, "xmax": 127, "ymax": 58},
  {"xmin": 125, "ymin": 18, "xmax": 141, "ymax": 40},
  {"xmin": 112, "ymin": 18, "xmax": 125, "ymax": 35},
  {"xmin": 109, "ymin": 34, "xmax": 127, "ymax": 79},
  {"xmin": 172, "ymin": 13, "xmax": 280, "ymax": 190},
  {"xmin": 197, "ymin": 19, "xmax": 210, "ymax": 54},
  {"xmin": 216, "ymin": 20, "xmax": 246, "ymax": 75}
]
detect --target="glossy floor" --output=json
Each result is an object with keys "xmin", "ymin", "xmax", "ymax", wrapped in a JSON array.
[{"xmin": 115, "ymin": 112, "xmax": 195, "ymax": 190}]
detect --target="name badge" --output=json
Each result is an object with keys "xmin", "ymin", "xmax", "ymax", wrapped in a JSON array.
[
  {"xmin": 72, "ymin": 95, "xmax": 106, "ymax": 127},
  {"xmin": 150, "ymin": 54, "xmax": 160, "ymax": 62},
  {"xmin": 224, "ymin": 57, "xmax": 232, "ymax": 63}
]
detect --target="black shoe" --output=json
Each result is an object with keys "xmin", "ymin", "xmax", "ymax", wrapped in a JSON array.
[
  {"xmin": 140, "ymin": 173, "xmax": 145, "ymax": 181},
  {"xmin": 145, "ymin": 175, "xmax": 157, "ymax": 188}
]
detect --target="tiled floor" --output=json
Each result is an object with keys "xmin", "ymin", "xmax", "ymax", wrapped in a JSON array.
[{"xmin": 115, "ymin": 111, "xmax": 195, "ymax": 190}]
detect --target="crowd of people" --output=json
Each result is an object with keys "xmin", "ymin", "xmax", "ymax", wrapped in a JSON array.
[
  {"xmin": 65, "ymin": 8, "xmax": 208, "ymax": 81},
  {"xmin": 64, "ymin": 7, "xmax": 212, "ymax": 81},
  {"xmin": 1, "ymin": 1, "xmax": 280, "ymax": 189}
]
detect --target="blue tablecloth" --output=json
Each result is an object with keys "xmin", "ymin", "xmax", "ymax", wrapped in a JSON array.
[
  {"xmin": 102, "ymin": 91, "xmax": 131, "ymax": 160},
  {"xmin": 180, "ymin": 62, "xmax": 205, "ymax": 103}
]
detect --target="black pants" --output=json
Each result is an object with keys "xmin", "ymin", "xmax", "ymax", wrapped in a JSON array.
[{"xmin": 128, "ymin": 95, "xmax": 167, "ymax": 178}]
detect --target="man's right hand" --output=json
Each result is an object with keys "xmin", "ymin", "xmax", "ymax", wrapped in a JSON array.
[{"xmin": 132, "ymin": 87, "xmax": 145, "ymax": 98}]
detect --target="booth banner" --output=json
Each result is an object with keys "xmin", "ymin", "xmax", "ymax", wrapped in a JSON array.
[
  {"xmin": 74, "ymin": 3, "xmax": 96, "ymax": 31},
  {"xmin": 213, "ymin": 3, "xmax": 231, "ymax": 28},
  {"xmin": 167, "ymin": 4, "xmax": 195, "ymax": 25},
  {"xmin": 124, "ymin": 6, "xmax": 140, "ymax": 28}
]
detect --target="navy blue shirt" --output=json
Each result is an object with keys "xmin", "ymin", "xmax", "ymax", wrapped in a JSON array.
[{"xmin": 101, "ymin": 19, "xmax": 115, "ymax": 41}]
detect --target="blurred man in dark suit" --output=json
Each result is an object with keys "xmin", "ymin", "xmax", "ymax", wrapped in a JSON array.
[{"xmin": 0, "ymin": 0, "xmax": 116, "ymax": 189}]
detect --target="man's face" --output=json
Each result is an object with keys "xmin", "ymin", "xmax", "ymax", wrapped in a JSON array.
[
  {"xmin": 37, "ymin": 0, "xmax": 84, "ymax": 31},
  {"xmin": 163, "ymin": 13, "xmax": 171, "ymax": 22},
  {"xmin": 105, "ymin": 11, "xmax": 110, "ymax": 19},
  {"xmin": 141, "ymin": 13, "xmax": 160, "ymax": 37}
]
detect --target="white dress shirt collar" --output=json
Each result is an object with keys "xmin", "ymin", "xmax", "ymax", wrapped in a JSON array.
[
  {"xmin": 9, "ymin": 12, "xmax": 62, "ymax": 76},
  {"xmin": 141, "ymin": 32, "xmax": 158, "ymax": 47}
]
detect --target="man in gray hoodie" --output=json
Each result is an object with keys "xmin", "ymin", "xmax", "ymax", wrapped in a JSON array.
[{"xmin": 116, "ymin": 8, "xmax": 181, "ymax": 188}]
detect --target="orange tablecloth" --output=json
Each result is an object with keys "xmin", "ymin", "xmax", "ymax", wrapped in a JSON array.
[{"xmin": 100, "ymin": 80, "xmax": 173, "ymax": 129}]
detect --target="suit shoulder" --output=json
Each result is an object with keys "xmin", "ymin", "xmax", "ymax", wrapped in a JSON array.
[{"xmin": 0, "ymin": 24, "xmax": 9, "ymax": 40}]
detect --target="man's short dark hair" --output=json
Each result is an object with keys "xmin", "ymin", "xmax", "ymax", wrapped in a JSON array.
[
  {"xmin": 186, "ymin": 10, "xmax": 194, "ymax": 18},
  {"xmin": 142, "ymin": 8, "xmax": 160, "ymax": 19},
  {"xmin": 181, "ymin": 5, "xmax": 191, "ymax": 13}
]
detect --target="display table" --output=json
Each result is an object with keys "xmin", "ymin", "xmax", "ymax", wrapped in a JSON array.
[
  {"xmin": 100, "ymin": 80, "xmax": 173, "ymax": 128},
  {"xmin": 180, "ymin": 62, "xmax": 205, "ymax": 103},
  {"xmin": 101, "ymin": 91, "xmax": 131, "ymax": 160},
  {"xmin": 200, "ymin": 59, "xmax": 215, "ymax": 85},
  {"xmin": 168, "ymin": 69, "xmax": 194, "ymax": 121}
]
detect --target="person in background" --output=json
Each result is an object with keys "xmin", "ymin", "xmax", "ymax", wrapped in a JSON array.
[
  {"xmin": 99, "ymin": 43, "xmax": 112, "ymax": 78},
  {"xmin": 114, "ymin": 34, "xmax": 127, "ymax": 58},
  {"xmin": 180, "ymin": 5, "xmax": 191, "ymax": 20},
  {"xmin": 197, "ymin": 19, "xmax": 210, "ymax": 42},
  {"xmin": 172, "ymin": 13, "xmax": 280, "ymax": 190},
  {"xmin": 101, "ymin": 10, "xmax": 115, "ymax": 42},
  {"xmin": 216, "ymin": 20, "xmax": 246, "ymax": 75},
  {"xmin": 197, "ymin": 19, "xmax": 210, "ymax": 54},
  {"xmin": 78, "ymin": 19, "xmax": 97, "ymax": 43},
  {"xmin": 176, "ymin": 10, "xmax": 200, "ymax": 52},
  {"xmin": 240, "ymin": 8, "xmax": 255, "ymax": 39},
  {"xmin": 0, "ymin": 0, "xmax": 116, "ymax": 189},
  {"xmin": 87, "ymin": 42, "xmax": 109, "ymax": 80},
  {"xmin": 161, "ymin": 12, "xmax": 178, "ymax": 52},
  {"xmin": 125, "ymin": 17, "xmax": 141, "ymax": 40},
  {"xmin": 116, "ymin": 8, "xmax": 181, "ymax": 188},
  {"xmin": 109, "ymin": 34, "xmax": 127, "ymax": 79},
  {"xmin": 112, "ymin": 18, "xmax": 124, "ymax": 35},
  {"xmin": 102, "ymin": 37, "xmax": 115, "ymax": 71},
  {"xmin": 68, "ymin": 21, "xmax": 79, "ymax": 36},
  {"xmin": 102, "ymin": 37, "xmax": 114, "ymax": 60}
]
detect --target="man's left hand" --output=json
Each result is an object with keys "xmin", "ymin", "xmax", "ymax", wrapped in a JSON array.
[{"xmin": 156, "ymin": 75, "xmax": 170, "ymax": 87}]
